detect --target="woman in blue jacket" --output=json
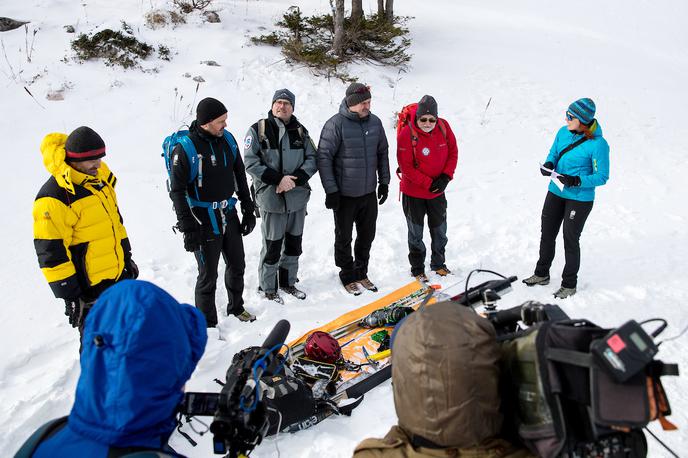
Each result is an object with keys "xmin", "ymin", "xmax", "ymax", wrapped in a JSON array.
[{"xmin": 523, "ymin": 98, "xmax": 610, "ymax": 298}]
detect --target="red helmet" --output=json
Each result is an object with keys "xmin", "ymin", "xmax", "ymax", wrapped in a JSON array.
[{"xmin": 304, "ymin": 331, "xmax": 341, "ymax": 364}]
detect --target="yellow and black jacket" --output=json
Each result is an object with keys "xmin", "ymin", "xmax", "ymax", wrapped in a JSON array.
[{"xmin": 33, "ymin": 133, "xmax": 131, "ymax": 300}]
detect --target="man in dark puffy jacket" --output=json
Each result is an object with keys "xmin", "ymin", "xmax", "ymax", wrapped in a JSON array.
[
  {"xmin": 169, "ymin": 97, "xmax": 256, "ymax": 325},
  {"xmin": 244, "ymin": 89, "xmax": 318, "ymax": 304},
  {"xmin": 16, "ymin": 280, "xmax": 207, "ymax": 457},
  {"xmin": 317, "ymin": 83, "xmax": 390, "ymax": 295}
]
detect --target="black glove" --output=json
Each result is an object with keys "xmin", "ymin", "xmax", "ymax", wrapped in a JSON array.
[
  {"xmin": 377, "ymin": 184, "xmax": 389, "ymax": 205},
  {"xmin": 325, "ymin": 192, "xmax": 340, "ymax": 211},
  {"xmin": 124, "ymin": 257, "xmax": 139, "ymax": 279},
  {"xmin": 176, "ymin": 217, "xmax": 198, "ymax": 234},
  {"xmin": 183, "ymin": 230, "xmax": 204, "ymax": 252},
  {"xmin": 64, "ymin": 300, "xmax": 79, "ymax": 327},
  {"xmin": 558, "ymin": 174, "xmax": 581, "ymax": 187},
  {"xmin": 240, "ymin": 210, "xmax": 256, "ymax": 236},
  {"xmin": 540, "ymin": 161, "xmax": 554, "ymax": 176},
  {"xmin": 429, "ymin": 173, "xmax": 451, "ymax": 193}
]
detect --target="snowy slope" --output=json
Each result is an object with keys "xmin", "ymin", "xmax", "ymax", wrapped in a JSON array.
[{"xmin": 1, "ymin": 0, "xmax": 686, "ymax": 456}]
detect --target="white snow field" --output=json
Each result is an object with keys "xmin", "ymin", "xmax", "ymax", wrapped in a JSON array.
[{"xmin": 1, "ymin": 0, "xmax": 686, "ymax": 456}]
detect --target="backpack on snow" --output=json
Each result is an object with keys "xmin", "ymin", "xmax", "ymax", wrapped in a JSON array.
[
  {"xmin": 161, "ymin": 128, "xmax": 239, "ymax": 234},
  {"xmin": 500, "ymin": 319, "xmax": 679, "ymax": 458},
  {"xmin": 395, "ymin": 103, "xmax": 448, "ymax": 175}
]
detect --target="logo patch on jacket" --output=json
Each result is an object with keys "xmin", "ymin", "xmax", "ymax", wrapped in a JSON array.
[
  {"xmin": 422, "ymin": 147, "xmax": 430, "ymax": 156},
  {"xmin": 42, "ymin": 211, "xmax": 51, "ymax": 220},
  {"xmin": 244, "ymin": 136, "xmax": 252, "ymax": 150}
]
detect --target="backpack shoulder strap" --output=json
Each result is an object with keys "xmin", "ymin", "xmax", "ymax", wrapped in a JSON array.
[
  {"xmin": 437, "ymin": 119, "xmax": 448, "ymax": 140},
  {"xmin": 258, "ymin": 119, "xmax": 269, "ymax": 150},
  {"xmin": 408, "ymin": 124, "xmax": 420, "ymax": 169},
  {"xmin": 177, "ymin": 135, "xmax": 199, "ymax": 183},
  {"xmin": 14, "ymin": 416, "xmax": 69, "ymax": 458}
]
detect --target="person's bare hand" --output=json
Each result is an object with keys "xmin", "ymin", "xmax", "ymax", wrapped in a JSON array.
[{"xmin": 276, "ymin": 175, "xmax": 297, "ymax": 193}]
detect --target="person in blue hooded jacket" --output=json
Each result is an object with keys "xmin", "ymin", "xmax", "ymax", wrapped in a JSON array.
[
  {"xmin": 523, "ymin": 98, "xmax": 610, "ymax": 299},
  {"xmin": 16, "ymin": 280, "xmax": 207, "ymax": 457}
]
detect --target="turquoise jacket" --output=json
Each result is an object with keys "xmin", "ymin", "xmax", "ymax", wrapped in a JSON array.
[{"xmin": 545, "ymin": 121, "xmax": 610, "ymax": 201}]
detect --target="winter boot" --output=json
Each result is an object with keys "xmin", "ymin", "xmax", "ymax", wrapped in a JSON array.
[
  {"xmin": 522, "ymin": 274, "xmax": 550, "ymax": 286},
  {"xmin": 344, "ymin": 282, "xmax": 362, "ymax": 296},
  {"xmin": 553, "ymin": 286, "xmax": 576, "ymax": 299},
  {"xmin": 234, "ymin": 310, "xmax": 257, "ymax": 322},
  {"xmin": 258, "ymin": 287, "xmax": 284, "ymax": 304},
  {"xmin": 280, "ymin": 285, "xmax": 307, "ymax": 300},
  {"xmin": 415, "ymin": 273, "xmax": 429, "ymax": 283},
  {"xmin": 359, "ymin": 278, "xmax": 378, "ymax": 292},
  {"xmin": 434, "ymin": 267, "xmax": 452, "ymax": 276}
]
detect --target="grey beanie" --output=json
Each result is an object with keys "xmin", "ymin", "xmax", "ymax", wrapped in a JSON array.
[
  {"xmin": 345, "ymin": 82, "xmax": 371, "ymax": 107},
  {"xmin": 272, "ymin": 88, "xmax": 296, "ymax": 109}
]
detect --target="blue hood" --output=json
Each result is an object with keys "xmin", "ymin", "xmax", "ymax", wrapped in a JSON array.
[{"xmin": 68, "ymin": 280, "xmax": 207, "ymax": 447}]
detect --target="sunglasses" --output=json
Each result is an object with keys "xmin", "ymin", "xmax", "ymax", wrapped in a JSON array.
[
  {"xmin": 418, "ymin": 117, "xmax": 437, "ymax": 123},
  {"xmin": 566, "ymin": 112, "xmax": 576, "ymax": 121}
]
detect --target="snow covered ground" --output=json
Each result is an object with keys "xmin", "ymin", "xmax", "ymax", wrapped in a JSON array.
[{"xmin": 1, "ymin": 0, "xmax": 686, "ymax": 456}]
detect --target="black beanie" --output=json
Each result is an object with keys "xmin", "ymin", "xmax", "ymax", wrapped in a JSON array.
[
  {"xmin": 416, "ymin": 95, "xmax": 438, "ymax": 119},
  {"xmin": 196, "ymin": 97, "xmax": 227, "ymax": 125},
  {"xmin": 345, "ymin": 82, "xmax": 371, "ymax": 107},
  {"xmin": 65, "ymin": 126, "xmax": 106, "ymax": 162}
]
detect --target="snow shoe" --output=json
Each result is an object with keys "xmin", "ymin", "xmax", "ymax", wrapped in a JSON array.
[
  {"xmin": 522, "ymin": 274, "xmax": 550, "ymax": 286},
  {"xmin": 359, "ymin": 277, "xmax": 378, "ymax": 292},
  {"xmin": 280, "ymin": 285, "xmax": 307, "ymax": 300},
  {"xmin": 344, "ymin": 282, "xmax": 362, "ymax": 296},
  {"xmin": 553, "ymin": 286, "xmax": 576, "ymax": 299}
]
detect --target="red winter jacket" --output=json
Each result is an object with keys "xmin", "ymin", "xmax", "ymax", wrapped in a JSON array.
[{"xmin": 397, "ymin": 118, "xmax": 458, "ymax": 199}]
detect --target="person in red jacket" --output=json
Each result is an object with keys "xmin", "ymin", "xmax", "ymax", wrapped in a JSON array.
[{"xmin": 397, "ymin": 95, "xmax": 458, "ymax": 281}]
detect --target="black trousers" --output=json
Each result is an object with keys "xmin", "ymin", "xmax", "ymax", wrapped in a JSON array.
[
  {"xmin": 402, "ymin": 194, "xmax": 448, "ymax": 276},
  {"xmin": 333, "ymin": 193, "xmax": 378, "ymax": 285},
  {"xmin": 535, "ymin": 191, "xmax": 594, "ymax": 288},
  {"xmin": 194, "ymin": 209, "xmax": 245, "ymax": 327}
]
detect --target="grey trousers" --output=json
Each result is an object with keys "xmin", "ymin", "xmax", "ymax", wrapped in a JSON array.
[{"xmin": 259, "ymin": 208, "xmax": 306, "ymax": 293}]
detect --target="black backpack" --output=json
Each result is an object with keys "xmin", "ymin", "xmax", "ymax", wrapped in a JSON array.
[{"xmin": 500, "ymin": 319, "xmax": 678, "ymax": 458}]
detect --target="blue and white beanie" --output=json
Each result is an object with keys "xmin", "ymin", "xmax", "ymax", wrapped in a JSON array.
[{"xmin": 568, "ymin": 98, "xmax": 596, "ymax": 125}]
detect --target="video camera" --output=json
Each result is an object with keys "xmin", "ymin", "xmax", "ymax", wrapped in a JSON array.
[
  {"xmin": 448, "ymin": 270, "xmax": 570, "ymax": 336},
  {"xmin": 178, "ymin": 319, "xmax": 291, "ymax": 458}
]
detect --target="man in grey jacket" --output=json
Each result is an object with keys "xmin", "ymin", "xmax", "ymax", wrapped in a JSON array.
[
  {"xmin": 244, "ymin": 89, "xmax": 318, "ymax": 303},
  {"xmin": 317, "ymin": 83, "xmax": 390, "ymax": 295}
]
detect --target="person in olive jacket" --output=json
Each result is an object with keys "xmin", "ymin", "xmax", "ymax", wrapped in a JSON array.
[
  {"xmin": 317, "ymin": 83, "xmax": 390, "ymax": 296},
  {"xmin": 244, "ymin": 89, "xmax": 318, "ymax": 304}
]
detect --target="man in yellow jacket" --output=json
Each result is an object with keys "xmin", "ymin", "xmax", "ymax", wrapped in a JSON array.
[{"xmin": 33, "ymin": 126, "xmax": 137, "ymax": 337}]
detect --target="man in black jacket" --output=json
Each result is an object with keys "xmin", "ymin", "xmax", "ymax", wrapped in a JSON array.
[
  {"xmin": 169, "ymin": 97, "xmax": 256, "ymax": 325},
  {"xmin": 317, "ymin": 83, "xmax": 390, "ymax": 295}
]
